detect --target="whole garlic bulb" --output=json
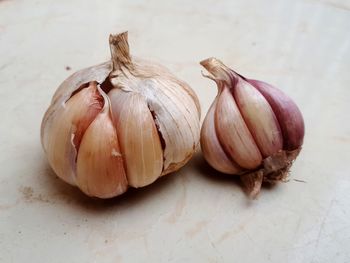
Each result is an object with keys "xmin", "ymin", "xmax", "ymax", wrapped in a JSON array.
[
  {"xmin": 41, "ymin": 32, "xmax": 201, "ymax": 198},
  {"xmin": 200, "ymin": 58, "xmax": 304, "ymax": 197}
]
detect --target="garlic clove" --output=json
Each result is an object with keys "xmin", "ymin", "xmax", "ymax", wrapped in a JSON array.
[
  {"xmin": 145, "ymin": 78, "xmax": 201, "ymax": 175},
  {"xmin": 108, "ymin": 88, "xmax": 163, "ymax": 188},
  {"xmin": 201, "ymin": 98, "xmax": 243, "ymax": 174},
  {"xmin": 43, "ymin": 82, "xmax": 103, "ymax": 185},
  {"xmin": 232, "ymin": 77, "xmax": 283, "ymax": 157},
  {"xmin": 248, "ymin": 79, "xmax": 305, "ymax": 150},
  {"xmin": 110, "ymin": 68, "xmax": 200, "ymax": 176},
  {"xmin": 76, "ymin": 89, "xmax": 128, "ymax": 198},
  {"xmin": 215, "ymin": 86, "xmax": 262, "ymax": 169}
]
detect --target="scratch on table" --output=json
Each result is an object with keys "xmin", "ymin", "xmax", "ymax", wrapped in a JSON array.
[
  {"xmin": 166, "ymin": 176, "xmax": 187, "ymax": 224},
  {"xmin": 319, "ymin": 0, "xmax": 350, "ymax": 11},
  {"xmin": 332, "ymin": 135, "xmax": 350, "ymax": 143},
  {"xmin": 292, "ymin": 216, "xmax": 302, "ymax": 241},
  {"xmin": 310, "ymin": 199, "xmax": 336, "ymax": 262},
  {"xmin": 0, "ymin": 61, "xmax": 13, "ymax": 71},
  {"xmin": 216, "ymin": 224, "xmax": 245, "ymax": 244},
  {"xmin": 293, "ymin": 179, "xmax": 307, "ymax": 183},
  {"xmin": 216, "ymin": 231, "xmax": 231, "ymax": 244},
  {"xmin": 186, "ymin": 220, "xmax": 209, "ymax": 238},
  {"xmin": 0, "ymin": 200, "xmax": 19, "ymax": 210},
  {"xmin": 216, "ymin": 213, "xmax": 255, "ymax": 244},
  {"xmin": 206, "ymin": 229, "xmax": 224, "ymax": 263},
  {"xmin": 142, "ymin": 235, "xmax": 150, "ymax": 257}
]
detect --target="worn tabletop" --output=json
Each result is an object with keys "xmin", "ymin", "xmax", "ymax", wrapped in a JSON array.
[{"xmin": 0, "ymin": 0, "xmax": 349, "ymax": 262}]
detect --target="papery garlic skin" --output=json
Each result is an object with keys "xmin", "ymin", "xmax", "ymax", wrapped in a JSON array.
[
  {"xmin": 200, "ymin": 58, "xmax": 304, "ymax": 197},
  {"xmin": 41, "ymin": 32, "xmax": 200, "ymax": 198}
]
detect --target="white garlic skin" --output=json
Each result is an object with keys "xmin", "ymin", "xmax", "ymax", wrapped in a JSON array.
[
  {"xmin": 41, "ymin": 32, "xmax": 200, "ymax": 198},
  {"xmin": 200, "ymin": 57, "xmax": 304, "ymax": 195}
]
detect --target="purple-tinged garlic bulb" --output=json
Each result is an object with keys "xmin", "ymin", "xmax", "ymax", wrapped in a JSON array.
[{"xmin": 200, "ymin": 58, "xmax": 304, "ymax": 197}]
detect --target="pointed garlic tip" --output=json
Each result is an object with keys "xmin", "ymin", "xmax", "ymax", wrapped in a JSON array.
[
  {"xmin": 76, "ymin": 92, "xmax": 128, "ymax": 198},
  {"xmin": 109, "ymin": 88, "xmax": 163, "ymax": 188},
  {"xmin": 199, "ymin": 57, "xmax": 232, "ymax": 85},
  {"xmin": 109, "ymin": 31, "xmax": 132, "ymax": 71},
  {"xmin": 200, "ymin": 57, "xmax": 224, "ymax": 69},
  {"xmin": 200, "ymin": 99, "xmax": 243, "ymax": 174}
]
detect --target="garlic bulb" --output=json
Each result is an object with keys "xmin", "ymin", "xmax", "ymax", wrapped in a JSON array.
[
  {"xmin": 200, "ymin": 58, "xmax": 304, "ymax": 197},
  {"xmin": 41, "ymin": 32, "xmax": 200, "ymax": 198}
]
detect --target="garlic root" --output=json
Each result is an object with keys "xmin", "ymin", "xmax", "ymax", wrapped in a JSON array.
[{"xmin": 240, "ymin": 148, "xmax": 301, "ymax": 198}]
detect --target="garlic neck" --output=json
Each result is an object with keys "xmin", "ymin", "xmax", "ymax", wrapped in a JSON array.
[
  {"xmin": 200, "ymin": 57, "xmax": 238, "ymax": 90},
  {"xmin": 109, "ymin": 31, "xmax": 133, "ymax": 71}
]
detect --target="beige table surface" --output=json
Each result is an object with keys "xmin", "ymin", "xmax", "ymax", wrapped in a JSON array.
[{"xmin": 1, "ymin": 0, "xmax": 349, "ymax": 262}]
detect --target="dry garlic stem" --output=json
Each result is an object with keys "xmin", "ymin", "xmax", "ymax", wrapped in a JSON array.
[
  {"xmin": 41, "ymin": 32, "xmax": 200, "ymax": 198},
  {"xmin": 200, "ymin": 58, "xmax": 304, "ymax": 198}
]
